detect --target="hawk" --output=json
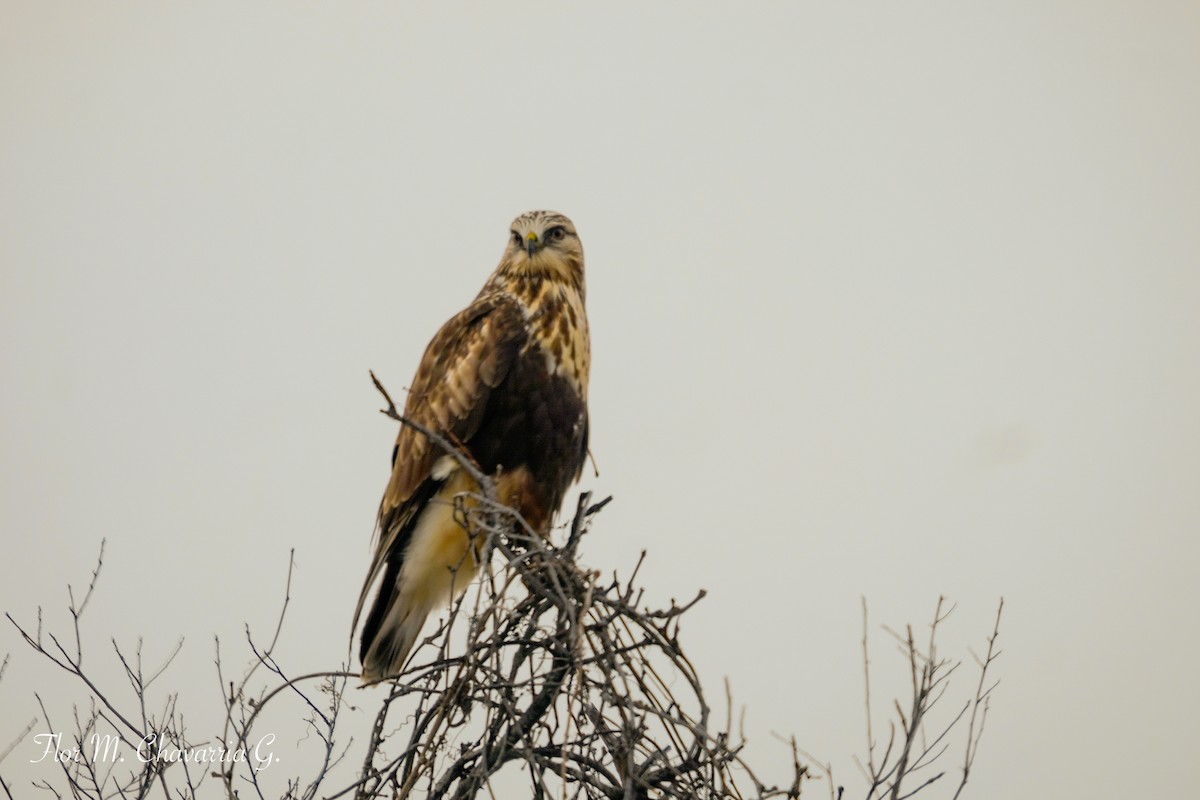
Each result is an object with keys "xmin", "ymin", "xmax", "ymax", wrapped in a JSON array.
[{"xmin": 354, "ymin": 210, "xmax": 590, "ymax": 682}]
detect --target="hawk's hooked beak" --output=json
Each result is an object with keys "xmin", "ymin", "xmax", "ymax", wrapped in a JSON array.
[{"xmin": 525, "ymin": 231, "xmax": 540, "ymax": 256}]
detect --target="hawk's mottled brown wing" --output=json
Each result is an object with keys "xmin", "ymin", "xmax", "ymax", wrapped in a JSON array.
[
  {"xmin": 381, "ymin": 292, "xmax": 527, "ymax": 514},
  {"xmin": 352, "ymin": 292, "xmax": 528, "ymax": 638}
]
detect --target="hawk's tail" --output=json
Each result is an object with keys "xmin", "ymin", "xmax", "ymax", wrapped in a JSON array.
[
  {"xmin": 355, "ymin": 470, "xmax": 482, "ymax": 684},
  {"xmin": 360, "ymin": 596, "xmax": 432, "ymax": 683}
]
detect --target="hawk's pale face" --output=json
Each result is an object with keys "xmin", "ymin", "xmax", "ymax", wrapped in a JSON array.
[{"xmin": 500, "ymin": 210, "xmax": 583, "ymax": 283}]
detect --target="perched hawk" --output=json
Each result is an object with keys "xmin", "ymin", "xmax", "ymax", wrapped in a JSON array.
[{"xmin": 354, "ymin": 210, "xmax": 590, "ymax": 682}]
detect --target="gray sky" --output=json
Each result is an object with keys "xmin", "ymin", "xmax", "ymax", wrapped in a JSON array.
[{"xmin": 3, "ymin": 2, "xmax": 1198, "ymax": 797}]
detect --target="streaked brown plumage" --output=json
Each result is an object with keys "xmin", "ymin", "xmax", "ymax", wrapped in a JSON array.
[{"xmin": 354, "ymin": 210, "xmax": 590, "ymax": 682}]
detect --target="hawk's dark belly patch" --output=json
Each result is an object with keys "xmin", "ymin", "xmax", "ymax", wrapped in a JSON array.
[{"xmin": 468, "ymin": 347, "xmax": 586, "ymax": 521}]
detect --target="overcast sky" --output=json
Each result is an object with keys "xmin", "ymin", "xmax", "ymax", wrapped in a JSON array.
[{"xmin": 2, "ymin": 2, "xmax": 1198, "ymax": 797}]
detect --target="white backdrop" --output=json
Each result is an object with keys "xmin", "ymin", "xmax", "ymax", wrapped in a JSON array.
[{"xmin": 3, "ymin": 2, "xmax": 1198, "ymax": 797}]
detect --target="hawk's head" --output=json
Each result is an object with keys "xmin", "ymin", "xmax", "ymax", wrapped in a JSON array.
[{"xmin": 499, "ymin": 210, "xmax": 584, "ymax": 286}]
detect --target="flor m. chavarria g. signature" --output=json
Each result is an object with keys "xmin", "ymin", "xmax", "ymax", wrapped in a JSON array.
[{"xmin": 30, "ymin": 732, "xmax": 277, "ymax": 770}]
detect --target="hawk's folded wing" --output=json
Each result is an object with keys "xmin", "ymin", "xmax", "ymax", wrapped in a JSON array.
[{"xmin": 352, "ymin": 292, "xmax": 527, "ymax": 637}]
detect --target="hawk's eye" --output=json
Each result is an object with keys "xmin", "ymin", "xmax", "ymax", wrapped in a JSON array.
[
  {"xmin": 511, "ymin": 230, "xmax": 521, "ymax": 245},
  {"xmin": 547, "ymin": 226, "xmax": 566, "ymax": 242}
]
